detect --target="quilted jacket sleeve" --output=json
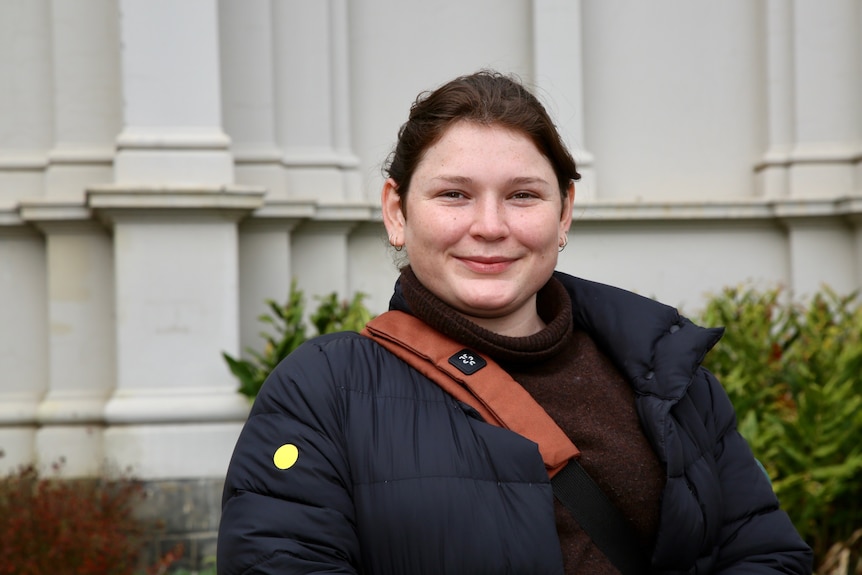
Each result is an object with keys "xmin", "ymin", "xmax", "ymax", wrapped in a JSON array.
[
  {"xmin": 699, "ymin": 368, "xmax": 813, "ymax": 574},
  {"xmin": 217, "ymin": 336, "xmax": 360, "ymax": 575}
]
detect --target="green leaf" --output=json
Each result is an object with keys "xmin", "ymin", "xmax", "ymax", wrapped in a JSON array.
[
  {"xmin": 695, "ymin": 283, "xmax": 862, "ymax": 564},
  {"xmin": 222, "ymin": 282, "xmax": 375, "ymax": 403}
]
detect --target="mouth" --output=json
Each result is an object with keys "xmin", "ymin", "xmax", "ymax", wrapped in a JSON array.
[{"xmin": 457, "ymin": 256, "xmax": 514, "ymax": 274}]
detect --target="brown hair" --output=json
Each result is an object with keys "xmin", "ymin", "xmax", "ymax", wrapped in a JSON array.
[{"xmin": 383, "ymin": 70, "xmax": 580, "ymax": 208}]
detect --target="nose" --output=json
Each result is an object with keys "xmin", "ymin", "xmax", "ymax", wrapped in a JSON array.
[{"xmin": 470, "ymin": 197, "xmax": 508, "ymax": 240}]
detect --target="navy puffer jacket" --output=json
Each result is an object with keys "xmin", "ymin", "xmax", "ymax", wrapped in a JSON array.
[{"xmin": 217, "ymin": 272, "xmax": 813, "ymax": 574}]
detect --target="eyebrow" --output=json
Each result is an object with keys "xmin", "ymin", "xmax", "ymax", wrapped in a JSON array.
[{"xmin": 432, "ymin": 175, "xmax": 551, "ymax": 186}]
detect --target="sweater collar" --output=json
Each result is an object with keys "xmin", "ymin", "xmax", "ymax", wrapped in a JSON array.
[{"xmin": 392, "ymin": 266, "xmax": 574, "ymax": 366}]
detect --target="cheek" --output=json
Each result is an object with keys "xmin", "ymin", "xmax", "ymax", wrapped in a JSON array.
[
  {"xmin": 409, "ymin": 213, "xmax": 461, "ymax": 244},
  {"xmin": 517, "ymin": 222, "xmax": 559, "ymax": 249}
]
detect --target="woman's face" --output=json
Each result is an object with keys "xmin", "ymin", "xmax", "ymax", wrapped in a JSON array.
[{"xmin": 382, "ymin": 121, "xmax": 574, "ymax": 336}]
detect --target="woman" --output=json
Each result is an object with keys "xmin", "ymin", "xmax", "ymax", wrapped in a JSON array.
[{"xmin": 217, "ymin": 71, "xmax": 812, "ymax": 574}]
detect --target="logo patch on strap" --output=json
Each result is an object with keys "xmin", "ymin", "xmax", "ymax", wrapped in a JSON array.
[{"xmin": 448, "ymin": 349, "xmax": 487, "ymax": 375}]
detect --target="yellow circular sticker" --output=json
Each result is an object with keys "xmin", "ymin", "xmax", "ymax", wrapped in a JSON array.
[{"xmin": 273, "ymin": 444, "xmax": 299, "ymax": 470}]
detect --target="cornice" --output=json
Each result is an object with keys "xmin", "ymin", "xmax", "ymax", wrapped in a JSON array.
[{"xmin": 6, "ymin": 193, "xmax": 862, "ymax": 229}]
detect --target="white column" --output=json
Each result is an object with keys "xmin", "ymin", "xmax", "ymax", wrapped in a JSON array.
[
  {"xmin": 330, "ymin": 0, "xmax": 362, "ymax": 201},
  {"xmin": 45, "ymin": 0, "xmax": 120, "ymax": 200},
  {"xmin": 533, "ymin": 0, "xmax": 596, "ymax": 199},
  {"xmin": 779, "ymin": 2, "xmax": 862, "ymax": 300},
  {"xmin": 91, "ymin": 187, "xmax": 264, "ymax": 480},
  {"xmin": 0, "ymin": 0, "xmax": 51, "ymax": 474},
  {"xmin": 755, "ymin": 0, "xmax": 795, "ymax": 199},
  {"xmin": 291, "ymin": 221, "xmax": 357, "ymax": 303},
  {"xmin": 0, "ymin": 225, "xmax": 48, "ymax": 474},
  {"xmin": 788, "ymin": 0, "xmax": 861, "ymax": 198},
  {"xmin": 21, "ymin": 0, "xmax": 122, "ymax": 478},
  {"xmin": 853, "ymin": 208, "xmax": 862, "ymax": 287},
  {"xmin": 221, "ymin": 0, "xmax": 359, "ymax": 201},
  {"xmin": 114, "ymin": 0, "xmax": 233, "ymax": 185},
  {"xmin": 237, "ymin": 218, "xmax": 299, "ymax": 355},
  {"xmin": 98, "ymin": 0, "xmax": 266, "ymax": 480},
  {"xmin": 271, "ymin": 0, "xmax": 358, "ymax": 201},
  {"xmin": 0, "ymin": 0, "xmax": 52, "ymax": 202},
  {"xmin": 346, "ymin": 221, "xmax": 400, "ymax": 316},
  {"xmin": 17, "ymin": 207, "xmax": 115, "ymax": 478},
  {"xmin": 781, "ymin": 214, "xmax": 856, "ymax": 298},
  {"xmin": 252, "ymin": 0, "xmax": 363, "ymax": 331},
  {"xmin": 219, "ymin": 0, "xmax": 284, "ymax": 197}
]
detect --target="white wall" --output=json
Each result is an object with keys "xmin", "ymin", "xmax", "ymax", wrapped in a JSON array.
[{"xmin": 581, "ymin": 1, "xmax": 767, "ymax": 201}]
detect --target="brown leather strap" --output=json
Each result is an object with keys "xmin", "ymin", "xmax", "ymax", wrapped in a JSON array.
[{"xmin": 361, "ymin": 310, "xmax": 579, "ymax": 477}]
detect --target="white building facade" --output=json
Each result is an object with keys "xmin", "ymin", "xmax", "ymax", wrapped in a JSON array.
[{"xmin": 0, "ymin": 0, "xmax": 860, "ymax": 562}]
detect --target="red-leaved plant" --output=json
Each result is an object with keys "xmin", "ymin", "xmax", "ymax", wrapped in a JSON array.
[{"xmin": 0, "ymin": 460, "xmax": 181, "ymax": 575}]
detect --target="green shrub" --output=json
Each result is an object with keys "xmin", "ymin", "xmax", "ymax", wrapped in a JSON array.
[
  {"xmin": 0, "ymin": 462, "xmax": 181, "ymax": 575},
  {"xmin": 697, "ymin": 285, "xmax": 862, "ymax": 571},
  {"xmin": 223, "ymin": 281, "xmax": 374, "ymax": 401}
]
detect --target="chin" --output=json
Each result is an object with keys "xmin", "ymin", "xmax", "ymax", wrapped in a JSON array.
[{"xmin": 458, "ymin": 299, "xmax": 517, "ymax": 319}]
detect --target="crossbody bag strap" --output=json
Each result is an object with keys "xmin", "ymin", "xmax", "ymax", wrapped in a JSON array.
[
  {"xmin": 361, "ymin": 310, "xmax": 649, "ymax": 575},
  {"xmin": 552, "ymin": 460, "xmax": 649, "ymax": 575},
  {"xmin": 362, "ymin": 310, "xmax": 578, "ymax": 476}
]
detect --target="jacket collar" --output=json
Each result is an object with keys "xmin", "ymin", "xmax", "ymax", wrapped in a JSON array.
[{"xmin": 553, "ymin": 271, "xmax": 724, "ymax": 401}]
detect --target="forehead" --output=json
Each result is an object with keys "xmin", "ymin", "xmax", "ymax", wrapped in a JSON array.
[{"xmin": 416, "ymin": 121, "xmax": 552, "ymax": 173}]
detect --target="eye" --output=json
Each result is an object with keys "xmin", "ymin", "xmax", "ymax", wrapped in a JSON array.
[
  {"xmin": 440, "ymin": 190, "xmax": 466, "ymax": 199},
  {"xmin": 511, "ymin": 190, "xmax": 539, "ymax": 200}
]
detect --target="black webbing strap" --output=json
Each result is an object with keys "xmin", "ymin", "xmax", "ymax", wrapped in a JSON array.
[{"xmin": 552, "ymin": 459, "xmax": 649, "ymax": 575}]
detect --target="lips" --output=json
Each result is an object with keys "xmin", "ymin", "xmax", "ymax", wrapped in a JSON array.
[
  {"xmin": 465, "ymin": 255, "xmax": 510, "ymax": 264},
  {"xmin": 458, "ymin": 256, "xmax": 515, "ymax": 274}
]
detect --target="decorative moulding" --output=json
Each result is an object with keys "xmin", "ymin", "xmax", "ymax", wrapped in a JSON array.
[
  {"xmin": 574, "ymin": 195, "xmax": 862, "ymax": 223},
  {"xmin": 115, "ymin": 127, "xmax": 232, "ymax": 151},
  {"xmin": 18, "ymin": 199, "xmax": 93, "ymax": 224},
  {"xmin": 85, "ymin": 184, "xmax": 267, "ymax": 224}
]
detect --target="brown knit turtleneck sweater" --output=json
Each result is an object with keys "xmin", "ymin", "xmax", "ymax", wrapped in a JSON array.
[{"xmin": 399, "ymin": 267, "xmax": 666, "ymax": 574}]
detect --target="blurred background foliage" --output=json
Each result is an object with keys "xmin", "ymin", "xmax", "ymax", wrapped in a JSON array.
[{"xmin": 697, "ymin": 285, "xmax": 862, "ymax": 574}]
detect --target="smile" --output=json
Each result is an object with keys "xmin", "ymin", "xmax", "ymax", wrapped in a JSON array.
[{"xmin": 458, "ymin": 256, "xmax": 515, "ymax": 274}]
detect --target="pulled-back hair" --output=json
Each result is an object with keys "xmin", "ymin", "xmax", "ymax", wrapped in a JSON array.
[{"xmin": 383, "ymin": 70, "xmax": 580, "ymax": 204}]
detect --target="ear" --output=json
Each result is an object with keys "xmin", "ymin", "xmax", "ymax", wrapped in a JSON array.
[
  {"xmin": 560, "ymin": 180, "xmax": 575, "ymax": 234},
  {"xmin": 381, "ymin": 178, "xmax": 406, "ymax": 244}
]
